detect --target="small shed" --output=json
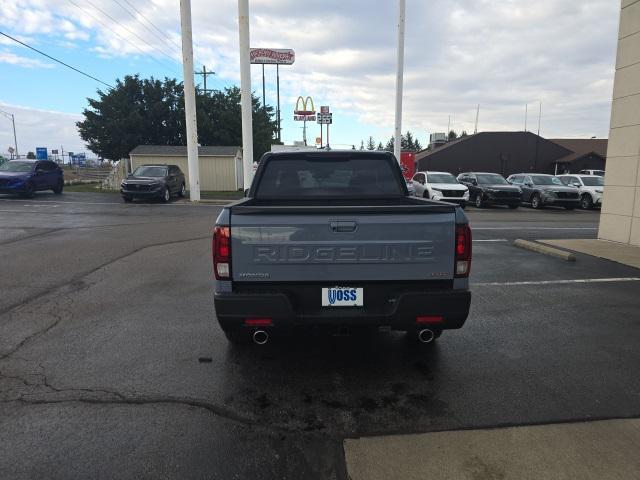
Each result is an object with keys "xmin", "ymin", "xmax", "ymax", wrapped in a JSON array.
[{"xmin": 129, "ymin": 145, "xmax": 243, "ymax": 191}]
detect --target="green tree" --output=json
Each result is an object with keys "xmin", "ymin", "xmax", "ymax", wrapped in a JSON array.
[
  {"xmin": 448, "ymin": 130, "xmax": 458, "ymax": 141},
  {"xmin": 385, "ymin": 136, "xmax": 394, "ymax": 152},
  {"xmin": 414, "ymin": 138, "xmax": 423, "ymax": 151},
  {"xmin": 366, "ymin": 136, "xmax": 376, "ymax": 150},
  {"xmin": 460, "ymin": 130, "xmax": 468, "ymax": 137},
  {"xmin": 78, "ymin": 75, "xmax": 277, "ymax": 163},
  {"xmin": 377, "ymin": 142, "xmax": 384, "ymax": 150},
  {"xmin": 26, "ymin": 151, "xmax": 36, "ymax": 159}
]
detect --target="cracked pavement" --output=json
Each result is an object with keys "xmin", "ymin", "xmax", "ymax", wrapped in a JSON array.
[{"xmin": 1, "ymin": 192, "xmax": 639, "ymax": 479}]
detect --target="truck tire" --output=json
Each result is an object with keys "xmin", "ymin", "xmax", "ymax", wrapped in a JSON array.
[
  {"xmin": 581, "ymin": 194, "xmax": 593, "ymax": 210},
  {"xmin": 475, "ymin": 194, "xmax": 484, "ymax": 208}
]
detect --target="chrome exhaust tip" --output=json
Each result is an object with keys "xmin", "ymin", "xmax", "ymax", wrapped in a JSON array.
[
  {"xmin": 418, "ymin": 329, "xmax": 435, "ymax": 344},
  {"xmin": 253, "ymin": 330, "xmax": 269, "ymax": 345}
]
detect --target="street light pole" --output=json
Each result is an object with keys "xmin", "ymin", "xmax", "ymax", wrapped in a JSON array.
[
  {"xmin": 238, "ymin": 0, "xmax": 254, "ymax": 190},
  {"xmin": 179, "ymin": 0, "xmax": 201, "ymax": 201},
  {"xmin": 394, "ymin": 0, "xmax": 406, "ymax": 164},
  {"xmin": 0, "ymin": 109, "xmax": 18, "ymax": 158}
]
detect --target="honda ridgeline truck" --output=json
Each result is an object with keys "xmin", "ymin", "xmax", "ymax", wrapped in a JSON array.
[{"xmin": 213, "ymin": 151, "xmax": 472, "ymax": 345}]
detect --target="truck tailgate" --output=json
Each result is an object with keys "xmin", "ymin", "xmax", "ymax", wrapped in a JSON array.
[{"xmin": 230, "ymin": 211, "xmax": 456, "ymax": 282}]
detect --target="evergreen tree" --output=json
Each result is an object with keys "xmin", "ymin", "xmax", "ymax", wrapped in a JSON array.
[
  {"xmin": 366, "ymin": 136, "xmax": 376, "ymax": 150},
  {"xmin": 448, "ymin": 130, "xmax": 458, "ymax": 141},
  {"xmin": 377, "ymin": 142, "xmax": 384, "ymax": 150}
]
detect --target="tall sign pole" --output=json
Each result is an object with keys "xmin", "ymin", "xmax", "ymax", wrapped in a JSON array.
[
  {"xmin": 179, "ymin": 0, "xmax": 200, "ymax": 201},
  {"xmin": 394, "ymin": 0, "xmax": 406, "ymax": 164},
  {"xmin": 238, "ymin": 0, "xmax": 254, "ymax": 189}
]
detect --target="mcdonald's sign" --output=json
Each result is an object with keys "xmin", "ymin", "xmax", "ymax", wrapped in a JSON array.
[{"xmin": 294, "ymin": 96, "xmax": 315, "ymax": 117}]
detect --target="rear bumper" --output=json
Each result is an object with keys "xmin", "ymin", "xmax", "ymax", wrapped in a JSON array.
[{"xmin": 214, "ymin": 288, "xmax": 471, "ymax": 332}]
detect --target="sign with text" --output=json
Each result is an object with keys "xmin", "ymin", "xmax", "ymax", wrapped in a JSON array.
[
  {"xmin": 250, "ymin": 48, "xmax": 295, "ymax": 65},
  {"xmin": 317, "ymin": 113, "xmax": 332, "ymax": 124},
  {"xmin": 36, "ymin": 147, "xmax": 48, "ymax": 160}
]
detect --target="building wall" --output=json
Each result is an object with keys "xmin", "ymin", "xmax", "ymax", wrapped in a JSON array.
[
  {"xmin": 599, "ymin": 0, "xmax": 640, "ymax": 246},
  {"xmin": 416, "ymin": 132, "xmax": 570, "ymax": 176},
  {"xmin": 130, "ymin": 154, "xmax": 240, "ymax": 191}
]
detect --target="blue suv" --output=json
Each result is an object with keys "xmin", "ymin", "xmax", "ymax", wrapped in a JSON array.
[{"xmin": 0, "ymin": 160, "xmax": 64, "ymax": 197}]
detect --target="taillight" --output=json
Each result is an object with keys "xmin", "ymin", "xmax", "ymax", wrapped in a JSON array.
[
  {"xmin": 455, "ymin": 224, "xmax": 472, "ymax": 277},
  {"xmin": 213, "ymin": 226, "xmax": 231, "ymax": 280}
]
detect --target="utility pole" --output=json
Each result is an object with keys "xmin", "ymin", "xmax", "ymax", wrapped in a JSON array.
[
  {"xmin": 180, "ymin": 0, "xmax": 201, "ymax": 201},
  {"xmin": 537, "ymin": 100, "xmax": 542, "ymax": 136},
  {"xmin": 394, "ymin": 0, "xmax": 406, "ymax": 164},
  {"xmin": 238, "ymin": 0, "xmax": 254, "ymax": 189},
  {"xmin": 0, "ymin": 109, "xmax": 18, "ymax": 158},
  {"xmin": 474, "ymin": 104, "xmax": 480, "ymax": 134},
  {"xmin": 524, "ymin": 104, "xmax": 528, "ymax": 131},
  {"xmin": 194, "ymin": 65, "xmax": 215, "ymax": 94},
  {"xmin": 447, "ymin": 115, "xmax": 451, "ymax": 137},
  {"xmin": 276, "ymin": 64, "xmax": 281, "ymax": 143}
]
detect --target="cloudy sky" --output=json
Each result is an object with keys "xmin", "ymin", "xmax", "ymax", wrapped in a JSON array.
[{"xmin": 0, "ymin": 0, "xmax": 621, "ymax": 157}]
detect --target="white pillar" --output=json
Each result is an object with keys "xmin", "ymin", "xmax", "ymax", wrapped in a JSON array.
[
  {"xmin": 179, "ymin": 0, "xmax": 200, "ymax": 201},
  {"xmin": 394, "ymin": 0, "xmax": 406, "ymax": 164},
  {"xmin": 238, "ymin": 0, "xmax": 254, "ymax": 190}
]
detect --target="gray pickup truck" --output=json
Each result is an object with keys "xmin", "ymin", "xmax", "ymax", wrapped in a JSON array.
[{"xmin": 213, "ymin": 150, "xmax": 471, "ymax": 345}]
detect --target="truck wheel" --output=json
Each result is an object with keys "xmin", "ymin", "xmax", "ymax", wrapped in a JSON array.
[
  {"xmin": 223, "ymin": 329, "xmax": 252, "ymax": 345},
  {"xmin": 531, "ymin": 194, "xmax": 542, "ymax": 209},
  {"xmin": 475, "ymin": 195, "xmax": 484, "ymax": 208},
  {"xmin": 178, "ymin": 183, "xmax": 186, "ymax": 198},
  {"xmin": 581, "ymin": 194, "xmax": 593, "ymax": 210},
  {"xmin": 161, "ymin": 187, "xmax": 171, "ymax": 203}
]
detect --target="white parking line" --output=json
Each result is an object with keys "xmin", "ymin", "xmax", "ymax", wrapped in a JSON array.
[{"xmin": 473, "ymin": 277, "xmax": 640, "ymax": 287}]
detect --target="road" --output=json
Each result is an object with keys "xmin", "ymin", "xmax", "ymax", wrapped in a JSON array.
[{"xmin": 1, "ymin": 192, "xmax": 639, "ymax": 479}]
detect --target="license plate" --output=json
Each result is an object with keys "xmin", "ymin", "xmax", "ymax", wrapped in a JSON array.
[{"xmin": 322, "ymin": 287, "xmax": 363, "ymax": 307}]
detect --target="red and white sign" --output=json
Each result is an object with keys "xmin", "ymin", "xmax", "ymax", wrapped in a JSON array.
[
  {"xmin": 320, "ymin": 105, "xmax": 330, "ymax": 114},
  {"xmin": 250, "ymin": 48, "xmax": 295, "ymax": 65},
  {"xmin": 400, "ymin": 152, "xmax": 416, "ymax": 181}
]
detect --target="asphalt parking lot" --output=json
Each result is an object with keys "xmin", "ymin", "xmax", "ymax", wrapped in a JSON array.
[{"xmin": 1, "ymin": 192, "xmax": 639, "ymax": 479}]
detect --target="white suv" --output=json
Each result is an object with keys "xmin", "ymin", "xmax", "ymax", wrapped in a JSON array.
[
  {"xmin": 558, "ymin": 174, "xmax": 604, "ymax": 209},
  {"xmin": 411, "ymin": 171, "xmax": 469, "ymax": 206}
]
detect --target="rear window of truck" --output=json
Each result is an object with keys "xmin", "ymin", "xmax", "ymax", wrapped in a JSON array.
[{"xmin": 254, "ymin": 155, "xmax": 405, "ymax": 199}]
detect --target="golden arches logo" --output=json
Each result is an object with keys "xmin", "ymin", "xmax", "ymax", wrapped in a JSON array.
[{"xmin": 294, "ymin": 96, "xmax": 315, "ymax": 115}]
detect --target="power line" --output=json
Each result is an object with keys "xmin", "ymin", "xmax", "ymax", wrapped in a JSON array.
[
  {"xmin": 111, "ymin": 0, "xmax": 182, "ymax": 57},
  {"xmin": 0, "ymin": 30, "xmax": 113, "ymax": 88},
  {"xmin": 83, "ymin": 0, "xmax": 180, "ymax": 67},
  {"xmin": 119, "ymin": 0, "xmax": 184, "ymax": 55},
  {"xmin": 67, "ymin": 0, "xmax": 179, "ymax": 76}
]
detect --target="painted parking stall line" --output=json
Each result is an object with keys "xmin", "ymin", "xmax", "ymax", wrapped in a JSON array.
[{"xmin": 473, "ymin": 277, "xmax": 640, "ymax": 287}]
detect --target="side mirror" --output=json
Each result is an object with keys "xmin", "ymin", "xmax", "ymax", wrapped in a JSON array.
[
  {"xmin": 525, "ymin": 182, "xmax": 533, "ymax": 187},
  {"xmin": 244, "ymin": 188, "xmax": 250, "ymax": 197},
  {"xmin": 470, "ymin": 179, "xmax": 478, "ymax": 186}
]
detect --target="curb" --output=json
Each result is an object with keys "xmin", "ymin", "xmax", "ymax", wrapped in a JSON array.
[{"xmin": 514, "ymin": 239, "xmax": 576, "ymax": 262}]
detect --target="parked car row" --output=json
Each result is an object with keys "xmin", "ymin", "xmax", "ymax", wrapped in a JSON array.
[{"xmin": 407, "ymin": 170, "xmax": 604, "ymax": 210}]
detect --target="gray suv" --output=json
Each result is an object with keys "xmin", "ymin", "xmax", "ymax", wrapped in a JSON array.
[{"xmin": 506, "ymin": 173, "xmax": 580, "ymax": 210}]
